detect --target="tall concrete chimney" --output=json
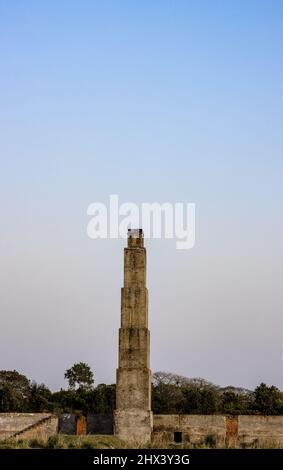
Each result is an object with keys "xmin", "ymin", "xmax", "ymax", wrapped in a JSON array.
[{"xmin": 114, "ymin": 229, "xmax": 153, "ymax": 444}]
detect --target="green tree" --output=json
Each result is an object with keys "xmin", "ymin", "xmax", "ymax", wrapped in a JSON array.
[
  {"xmin": 0, "ymin": 383, "xmax": 18, "ymax": 412},
  {"xmin": 95, "ymin": 384, "xmax": 116, "ymax": 414},
  {"xmin": 198, "ymin": 387, "xmax": 220, "ymax": 414},
  {"xmin": 182, "ymin": 386, "xmax": 202, "ymax": 413},
  {"xmin": 221, "ymin": 391, "xmax": 243, "ymax": 415},
  {"xmin": 52, "ymin": 389, "xmax": 87, "ymax": 413},
  {"xmin": 64, "ymin": 362, "xmax": 94, "ymax": 391},
  {"xmin": 253, "ymin": 383, "xmax": 283, "ymax": 415},
  {"xmin": 152, "ymin": 383, "xmax": 185, "ymax": 414},
  {"xmin": 0, "ymin": 370, "xmax": 30, "ymax": 411},
  {"xmin": 28, "ymin": 382, "xmax": 52, "ymax": 412}
]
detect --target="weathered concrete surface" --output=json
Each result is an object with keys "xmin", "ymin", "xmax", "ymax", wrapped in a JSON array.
[
  {"xmin": 0, "ymin": 413, "xmax": 58, "ymax": 441},
  {"xmin": 116, "ymin": 367, "xmax": 151, "ymax": 410},
  {"xmin": 58, "ymin": 413, "xmax": 76, "ymax": 435},
  {"xmin": 58, "ymin": 414, "xmax": 114, "ymax": 435},
  {"xmin": 238, "ymin": 415, "xmax": 283, "ymax": 447},
  {"xmin": 153, "ymin": 415, "xmax": 226, "ymax": 446},
  {"xmin": 153, "ymin": 414, "xmax": 180, "ymax": 432},
  {"xmin": 115, "ymin": 229, "xmax": 153, "ymax": 444},
  {"xmin": 180, "ymin": 415, "xmax": 226, "ymax": 446},
  {"xmin": 87, "ymin": 414, "xmax": 113, "ymax": 435},
  {"xmin": 115, "ymin": 409, "xmax": 153, "ymax": 444},
  {"xmin": 153, "ymin": 415, "xmax": 283, "ymax": 447}
]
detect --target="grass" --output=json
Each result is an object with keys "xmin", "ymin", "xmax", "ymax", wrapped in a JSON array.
[
  {"xmin": 1, "ymin": 433, "xmax": 283, "ymax": 449},
  {"xmin": 0, "ymin": 434, "xmax": 130, "ymax": 449}
]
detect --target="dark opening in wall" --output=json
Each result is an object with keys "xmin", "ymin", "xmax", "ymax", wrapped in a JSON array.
[{"xmin": 174, "ymin": 431, "xmax": 182, "ymax": 443}]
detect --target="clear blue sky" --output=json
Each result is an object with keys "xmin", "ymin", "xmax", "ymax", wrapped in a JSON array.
[{"xmin": 0, "ymin": 1, "xmax": 283, "ymax": 390}]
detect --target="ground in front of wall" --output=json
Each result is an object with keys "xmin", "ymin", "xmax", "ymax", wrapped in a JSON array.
[{"xmin": 1, "ymin": 434, "xmax": 283, "ymax": 449}]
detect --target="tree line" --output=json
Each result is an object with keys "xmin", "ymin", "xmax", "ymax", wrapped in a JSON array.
[{"xmin": 0, "ymin": 365, "xmax": 282, "ymax": 415}]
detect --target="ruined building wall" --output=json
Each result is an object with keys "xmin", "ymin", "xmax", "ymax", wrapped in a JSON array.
[
  {"xmin": 153, "ymin": 414, "xmax": 283, "ymax": 448},
  {"xmin": 0, "ymin": 413, "xmax": 58, "ymax": 442}
]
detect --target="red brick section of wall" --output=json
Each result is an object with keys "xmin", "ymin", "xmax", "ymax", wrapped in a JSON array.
[
  {"xmin": 76, "ymin": 416, "xmax": 86, "ymax": 435},
  {"xmin": 225, "ymin": 416, "xmax": 238, "ymax": 448}
]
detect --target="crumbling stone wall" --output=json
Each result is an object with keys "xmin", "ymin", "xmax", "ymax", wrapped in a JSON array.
[
  {"xmin": 153, "ymin": 414, "xmax": 283, "ymax": 448},
  {"xmin": 153, "ymin": 414, "xmax": 226, "ymax": 447},
  {"xmin": 87, "ymin": 414, "xmax": 113, "ymax": 434},
  {"xmin": 2, "ymin": 413, "xmax": 283, "ymax": 446},
  {"xmin": 0, "ymin": 413, "xmax": 58, "ymax": 441},
  {"xmin": 238, "ymin": 415, "xmax": 283, "ymax": 448},
  {"xmin": 58, "ymin": 413, "xmax": 113, "ymax": 435}
]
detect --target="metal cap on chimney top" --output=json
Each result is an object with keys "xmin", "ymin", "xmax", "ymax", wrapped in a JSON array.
[{"xmin": 127, "ymin": 228, "xmax": 144, "ymax": 247}]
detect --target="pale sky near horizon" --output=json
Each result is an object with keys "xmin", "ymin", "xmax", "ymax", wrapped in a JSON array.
[{"xmin": 0, "ymin": 1, "xmax": 283, "ymax": 391}]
